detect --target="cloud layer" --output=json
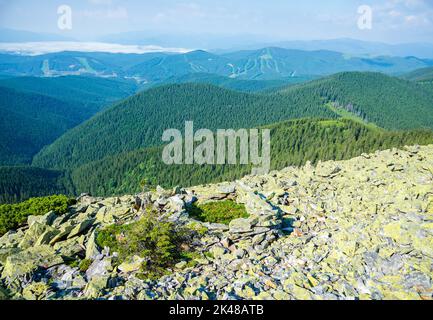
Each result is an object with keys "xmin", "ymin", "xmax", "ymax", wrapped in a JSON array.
[{"xmin": 0, "ymin": 41, "xmax": 191, "ymax": 55}]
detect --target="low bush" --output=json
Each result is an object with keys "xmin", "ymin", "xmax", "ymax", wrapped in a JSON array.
[
  {"xmin": 96, "ymin": 211, "xmax": 190, "ymax": 280},
  {"xmin": 0, "ymin": 195, "xmax": 75, "ymax": 236}
]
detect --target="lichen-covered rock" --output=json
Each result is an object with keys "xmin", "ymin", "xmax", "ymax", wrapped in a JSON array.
[
  {"xmin": 1, "ymin": 145, "xmax": 433, "ymax": 300},
  {"xmin": 1, "ymin": 245, "xmax": 63, "ymax": 280}
]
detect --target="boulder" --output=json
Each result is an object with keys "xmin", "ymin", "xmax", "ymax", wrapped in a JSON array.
[
  {"xmin": 1, "ymin": 245, "xmax": 63, "ymax": 280},
  {"xmin": 229, "ymin": 218, "xmax": 253, "ymax": 234}
]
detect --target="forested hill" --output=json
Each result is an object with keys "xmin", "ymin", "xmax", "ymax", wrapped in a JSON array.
[
  {"xmin": 31, "ymin": 118, "xmax": 433, "ymax": 198},
  {"xmin": 0, "ymin": 86, "xmax": 94, "ymax": 165},
  {"xmin": 0, "ymin": 167, "xmax": 74, "ymax": 204},
  {"xmin": 0, "ymin": 76, "xmax": 138, "ymax": 111},
  {"xmin": 402, "ymin": 67, "xmax": 433, "ymax": 82},
  {"xmin": 32, "ymin": 83, "xmax": 337, "ymax": 170},
  {"xmin": 277, "ymin": 72, "xmax": 433, "ymax": 130}
]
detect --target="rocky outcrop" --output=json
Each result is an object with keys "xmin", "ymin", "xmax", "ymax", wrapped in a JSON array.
[{"xmin": 0, "ymin": 145, "xmax": 433, "ymax": 300}]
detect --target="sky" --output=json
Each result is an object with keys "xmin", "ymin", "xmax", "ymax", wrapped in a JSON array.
[{"xmin": 1, "ymin": 0, "xmax": 433, "ymax": 44}]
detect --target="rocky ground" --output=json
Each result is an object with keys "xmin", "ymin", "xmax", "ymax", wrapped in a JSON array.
[{"xmin": 1, "ymin": 145, "xmax": 433, "ymax": 300}]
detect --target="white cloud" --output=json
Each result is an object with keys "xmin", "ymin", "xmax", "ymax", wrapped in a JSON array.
[{"xmin": 0, "ymin": 41, "xmax": 192, "ymax": 55}]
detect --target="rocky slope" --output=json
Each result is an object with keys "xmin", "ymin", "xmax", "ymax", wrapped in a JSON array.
[{"xmin": 1, "ymin": 145, "xmax": 433, "ymax": 300}]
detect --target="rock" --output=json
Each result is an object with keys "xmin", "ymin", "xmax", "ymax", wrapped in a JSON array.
[
  {"xmin": 218, "ymin": 184, "xmax": 236, "ymax": 194},
  {"xmin": 2, "ymin": 245, "xmax": 63, "ymax": 280},
  {"xmin": 210, "ymin": 246, "xmax": 228, "ymax": 258},
  {"xmin": 35, "ymin": 228, "xmax": 61, "ymax": 246},
  {"xmin": 85, "ymin": 230, "xmax": 100, "ymax": 260},
  {"xmin": 175, "ymin": 261, "xmax": 188, "ymax": 270},
  {"xmin": 84, "ymin": 276, "xmax": 109, "ymax": 299},
  {"xmin": 67, "ymin": 219, "xmax": 95, "ymax": 239},
  {"xmin": 49, "ymin": 225, "xmax": 76, "ymax": 245},
  {"xmin": 229, "ymin": 218, "xmax": 253, "ymax": 234},
  {"xmin": 27, "ymin": 211, "xmax": 57, "ymax": 226},
  {"xmin": 118, "ymin": 256, "xmax": 144, "ymax": 273},
  {"xmin": 206, "ymin": 223, "xmax": 229, "ymax": 231},
  {"xmin": 86, "ymin": 257, "xmax": 112, "ymax": 281},
  {"xmin": 18, "ymin": 222, "xmax": 48, "ymax": 249},
  {"xmin": 22, "ymin": 282, "xmax": 49, "ymax": 300}
]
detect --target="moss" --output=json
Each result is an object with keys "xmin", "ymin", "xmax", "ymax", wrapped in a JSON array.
[
  {"xmin": 185, "ymin": 221, "xmax": 208, "ymax": 236},
  {"xmin": 66, "ymin": 259, "xmax": 80, "ymax": 268},
  {"xmin": 187, "ymin": 200, "xmax": 249, "ymax": 225},
  {"xmin": 79, "ymin": 259, "xmax": 93, "ymax": 272}
]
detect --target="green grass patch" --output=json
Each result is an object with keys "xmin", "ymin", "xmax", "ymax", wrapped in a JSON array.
[
  {"xmin": 0, "ymin": 195, "xmax": 76, "ymax": 236},
  {"xmin": 187, "ymin": 200, "xmax": 249, "ymax": 225},
  {"xmin": 325, "ymin": 103, "xmax": 381, "ymax": 131}
]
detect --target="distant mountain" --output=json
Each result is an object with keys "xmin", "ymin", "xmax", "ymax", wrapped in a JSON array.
[
  {"xmin": 147, "ymin": 73, "xmax": 316, "ymax": 93},
  {"xmin": 99, "ymin": 33, "xmax": 433, "ymax": 59},
  {"xmin": 221, "ymin": 38, "xmax": 433, "ymax": 60},
  {"xmin": 1, "ymin": 47, "xmax": 432, "ymax": 82},
  {"xmin": 401, "ymin": 67, "xmax": 433, "ymax": 82},
  {"xmin": 221, "ymin": 47, "xmax": 432, "ymax": 79}
]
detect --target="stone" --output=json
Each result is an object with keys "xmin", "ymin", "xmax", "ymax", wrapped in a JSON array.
[
  {"xmin": 35, "ymin": 228, "xmax": 61, "ymax": 246},
  {"xmin": 86, "ymin": 257, "xmax": 113, "ymax": 281},
  {"xmin": 18, "ymin": 222, "xmax": 48, "ymax": 249},
  {"xmin": 118, "ymin": 256, "xmax": 144, "ymax": 273},
  {"xmin": 175, "ymin": 261, "xmax": 188, "ymax": 270},
  {"xmin": 209, "ymin": 246, "xmax": 227, "ymax": 258},
  {"xmin": 229, "ymin": 218, "xmax": 253, "ymax": 233},
  {"xmin": 85, "ymin": 230, "xmax": 100, "ymax": 260},
  {"xmin": 67, "ymin": 219, "xmax": 95, "ymax": 239},
  {"xmin": 84, "ymin": 276, "xmax": 109, "ymax": 298},
  {"xmin": 2, "ymin": 245, "xmax": 63, "ymax": 279},
  {"xmin": 22, "ymin": 282, "xmax": 49, "ymax": 300},
  {"xmin": 27, "ymin": 211, "xmax": 57, "ymax": 226},
  {"xmin": 218, "ymin": 184, "xmax": 236, "ymax": 194},
  {"xmin": 49, "ymin": 225, "xmax": 76, "ymax": 245}
]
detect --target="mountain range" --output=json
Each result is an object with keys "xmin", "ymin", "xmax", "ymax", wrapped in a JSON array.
[{"xmin": 1, "ymin": 47, "xmax": 432, "ymax": 82}]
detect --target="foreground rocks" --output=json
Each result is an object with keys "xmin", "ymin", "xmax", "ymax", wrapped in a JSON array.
[{"xmin": 1, "ymin": 145, "xmax": 433, "ymax": 300}]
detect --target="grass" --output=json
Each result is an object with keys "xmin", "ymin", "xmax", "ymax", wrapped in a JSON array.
[
  {"xmin": 326, "ymin": 102, "xmax": 381, "ymax": 131},
  {"xmin": 187, "ymin": 200, "xmax": 249, "ymax": 225}
]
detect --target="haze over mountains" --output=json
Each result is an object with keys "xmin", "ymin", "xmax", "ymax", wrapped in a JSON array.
[{"xmin": 3, "ymin": 28, "xmax": 433, "ymax": 59}]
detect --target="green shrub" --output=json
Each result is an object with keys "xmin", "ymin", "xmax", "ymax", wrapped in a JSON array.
[
  {"xmin": 187, "ymin": 200, "xmax": 249, "ymax": 225},
  {"xmin": 96, "ymin": 212, "xmax": 190, "ymax": 280},
  {"xmin": 0, "ymin": 195, "xmax": 75, "ymax": 236}
]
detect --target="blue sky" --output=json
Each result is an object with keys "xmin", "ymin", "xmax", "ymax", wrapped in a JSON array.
[{"xmin": 1, "ymin": 0, "xmax": 432, "ymax": 43}]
